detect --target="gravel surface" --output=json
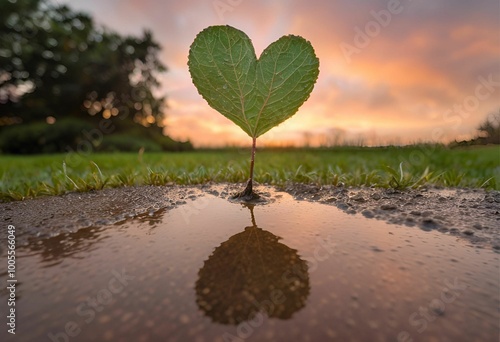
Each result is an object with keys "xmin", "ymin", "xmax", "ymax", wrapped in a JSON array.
[
  {"xmin": 283, "ymin": 184, "xmax": 500, "ymax": 250},
  {"xmin": 1, "ymin": 183, "xmax": 499, "ymax": 250}
]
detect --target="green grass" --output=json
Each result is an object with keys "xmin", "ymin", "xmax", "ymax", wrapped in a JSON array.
[{"xmin": 0, "ymin": 145, "xmax": 498, "ymax": 201}]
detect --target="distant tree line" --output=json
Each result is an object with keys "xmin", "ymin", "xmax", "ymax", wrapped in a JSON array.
[
  {"xmin": 451, "ymin": 111, "xmax": 500, "ymax": 147},
  {"xmin": 476, "ymin": 111, "xmax": 500, "ymax": 144},
  {"xmin": 0, "ymin": 0, "xmax": 192, "ymax": 154}
]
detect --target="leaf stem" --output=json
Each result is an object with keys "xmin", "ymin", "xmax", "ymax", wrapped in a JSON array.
[
  {"xmin": 249, "ymin": 136, "xmax": 257, "ymax": 182},
  {"xmin": 232, "ymin": 137, "xmax": 259, "ymax": 200}
]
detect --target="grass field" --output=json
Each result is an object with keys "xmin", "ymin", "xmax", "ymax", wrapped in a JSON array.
[{"xmin": 0, "ymin": 145, "xmax": 498, "ymax": 201}]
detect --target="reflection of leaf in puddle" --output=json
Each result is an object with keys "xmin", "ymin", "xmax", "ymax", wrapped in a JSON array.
[{"xmin": 196, "ymin": 204, "xmax": 310, "ymax": 325}]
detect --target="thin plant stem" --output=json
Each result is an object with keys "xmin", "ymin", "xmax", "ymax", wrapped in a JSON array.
[
  {"xmin": 249, "ymin": 136, "xmax": 257, "ymax": 182},
  {"xmin": 234, "ymin": 137, "xmax": 258, "ymax": 199}
]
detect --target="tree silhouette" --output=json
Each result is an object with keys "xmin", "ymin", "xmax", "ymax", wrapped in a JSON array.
[
  {"xmin": 0, "ymin": 0, "xmax": 191, "ymax": 153},
  {"xmin": 477, "ymin": 111, "xmax": 500, "ymax": 145}
]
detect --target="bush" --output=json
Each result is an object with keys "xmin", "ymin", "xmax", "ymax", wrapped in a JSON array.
[
  {"xmin": 115, "ymin": 124, "xmax": 194, "ymax": 151},
  {"xmin": 0, "ymin": 119, "xmax": 194, "ymax": 154},
  {"xmin": 0, "ymin": 119, "xmax": 94, "ymax": 154},
  {"xmin": 98, "ymin": 134, "xmax": 162, "ymax": 152},
  {"xmin": 450, "ymin": 111, "xmax": 500, "ymax": 147},
  {"xmin": 152, "ymin": 134, "xmax": 193, "ymax": 151},
  {"xmin": 477, "ymin": 112, "xmax": 500, "ymax": 144}
]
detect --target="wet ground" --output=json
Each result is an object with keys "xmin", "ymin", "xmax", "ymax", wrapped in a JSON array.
[
  {"xmin": 1, "ymin": 190, "xmax": 499, "ymax": 341},
  {"xmin": 1, "ymin": 184, "xmax": 499, "ymax": 249}
]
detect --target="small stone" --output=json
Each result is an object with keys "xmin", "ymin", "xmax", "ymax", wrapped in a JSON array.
[
  {"xmin": 462, "ymin": 229, "xmax": 474, "ymax": 236},
  {"xmin": 337, "ymin": 202, "xmax": 349, "ymax": 210},
  {"xmin": 422, "ymin": 218, "xmax": 439, "ymax": 229},
  {"xmin": 430, "ymin": 301, "xmax": 445, "ymax": 316},
  {"xmin": 361, "ymin": 210, "xmax": 374, "ymax": 218},
  {"xmin": 351, "ymin": 194, "xmax": 366, "ymax": 202},
  {"xmin": 472, "ymin": 223, "xmax": 482, "ymax": 230},
  {"xmin": 410, "ymin": 210, "xmax": 421, "ymax": 216},
  {"xmin": 381, "ymin": 204, "xmax": 397, "ymax": 210},
  {"xmin": 371, "ymin": 193, "xmax": 381, "ymax": 200}
]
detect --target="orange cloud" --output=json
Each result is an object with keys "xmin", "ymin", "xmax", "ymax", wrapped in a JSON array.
[{"xmin": 63, "ymin": 0, "xmax": 500, "ymax": 146}]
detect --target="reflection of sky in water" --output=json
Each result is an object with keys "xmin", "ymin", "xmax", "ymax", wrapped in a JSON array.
[{"xmin": 1, "ymin": 194, "xmax": 498, "ymax": 342}]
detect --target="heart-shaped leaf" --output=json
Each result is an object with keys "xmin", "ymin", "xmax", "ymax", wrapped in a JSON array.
[{"xmin": 188, "ymin": 25, "xmax": 320, "ymax": 138}]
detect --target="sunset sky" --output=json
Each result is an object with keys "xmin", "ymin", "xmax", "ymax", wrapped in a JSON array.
[{"xmin": 61, "ymin": 0, "xmax": 500, "ymax": 147}]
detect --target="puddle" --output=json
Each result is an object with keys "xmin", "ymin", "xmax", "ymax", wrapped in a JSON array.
[{"xmin": 1, "ymin": 194, "xmax": 499, "ymax": 342}]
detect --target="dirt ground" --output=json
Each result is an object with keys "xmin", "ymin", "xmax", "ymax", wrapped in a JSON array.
[{"xmin": 1, "ymin": 183, "xmax": 499, "ymax": 250}]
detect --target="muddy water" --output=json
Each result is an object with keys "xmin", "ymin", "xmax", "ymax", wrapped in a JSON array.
[{"xmin": 1, "ymin": 194, "xmax": 498, "ymax": 342}]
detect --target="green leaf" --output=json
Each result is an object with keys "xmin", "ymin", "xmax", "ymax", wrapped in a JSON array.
[{"xmin": 188, "ymin": 25, "xmax": 320, "ymax": 138}]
